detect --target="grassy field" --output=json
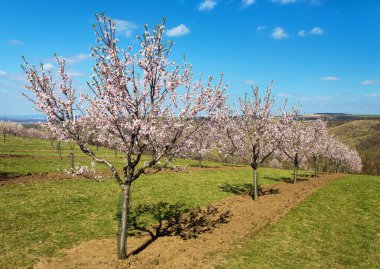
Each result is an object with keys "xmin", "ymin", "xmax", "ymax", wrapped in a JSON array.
[
  {"xmin": 218, "ymin": 175, "xmax": 380, "ymax": 268},
  {"xmin": 0, "ymin": 135, "xmax": 233, "ymax": 177},
  {"xmin": 0, "ymin": 136, "xmax": 302, "ymax": 268}
]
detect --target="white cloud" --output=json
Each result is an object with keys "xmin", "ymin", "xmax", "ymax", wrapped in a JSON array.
[
  {"xmin": 244, "ymin": 80, "xmax": 256, "ymax": 85},
  {"xmin": 300, "ymin": 96, "xmax": 332, "ymax": 101},
  {"xmin": 271, "ymin": 27, "xmax": 288, "ymax": 39},
  {"xmin": 278, "ymin": 93, "xmax": 290, "ymax": 97},
  {"xmin": 198, "ymin": 0, "xmax": 217, "ymax": 11},
  {"xmin": 166, "ymin": 24, "xmax": 190, "ymax": 37},
  {"xmin": 363, "ymin": 93, "xmax": 380, "ymax": 97},
  {"xmin": 257, "ymin": 25, "xmax": 267, "ymax": 31},
  {"xmin": 242, "ymin": 0, "xmax": 255, "ymax": 8},
  {"xmin": 272, "ymin": 0, "xmax": 298, "ymax": 4},
  {"xmin": 362, "ymin": 79, "xmax": 380, "ymax": 85},
  {"xmin": 297, "ymin": 30, "xmax": 307, "ymax": 37},
  {"xmin": 310, "ymin": 26, "xmax": 324, "ymax": 35},
  {"xmin": 0, "ymin": 70, "xmax": 7, "ymax": 77},
  {"xmin": 67, "ymin": 71, "xmax": 84, "ymax": 77},
  {"xmin": 114, "ymin": 19, "xmax": 138, "ymax": 37},
  {"xmin": 8, "ymin": 39, "xmax": 23, "ymax": 45},
  {"xmin": 298, "ymin": 27, "xmax": 324, "ymax": 37},
  {"xmin": 60, "ymin": 53, "xmax": 91, "ymax": 64},
  {"xmin": 321, "ymin": 76, "xmax": 340, "ymax": 81},
  {"xmin": 42, "ymin": 63, "xmax": 55, "ymax": 70},
  {"xmin": 272, "ymin": 0, "xmax": 320, "ymax": 5}
]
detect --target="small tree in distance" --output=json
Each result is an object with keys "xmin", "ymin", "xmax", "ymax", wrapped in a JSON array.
[{"xmin": 21, "ymin": 14, "xmax": 227, "ymax": 259}]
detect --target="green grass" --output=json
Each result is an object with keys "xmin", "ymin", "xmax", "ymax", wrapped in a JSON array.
[
  {"xmin": 0, "ymin": 135, "xmax": 231, "ymax": 177},
  {"xmin": 0, "ymin": 135, "xmax": 302, "ymax": 268},
  {"xmin": 218, "ymin": 175, "xmax": 380, "ymax": 269}
]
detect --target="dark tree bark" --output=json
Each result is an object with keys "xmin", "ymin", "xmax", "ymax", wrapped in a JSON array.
[
  {"xmin": 293, "ymin": 153, "xmax": 299, "ymax": 183},
  {"xmin": 117, "ymin": 181, "xmax": 132, "ymax": 259}
]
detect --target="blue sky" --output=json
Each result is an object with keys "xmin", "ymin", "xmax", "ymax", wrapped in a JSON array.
[{"xmin": 0, "ymin": 0, "xmax": 379, "ymax": 115}]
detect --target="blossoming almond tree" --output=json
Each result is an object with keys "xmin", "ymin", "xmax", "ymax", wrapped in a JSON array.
[
  {"xmin": 22, "ymin": 14, "xmax": 226, "ymax": 259},
  {"xmin": 308, "ymin": 119, "xmax": 328, "ymax": 178},
  {"xmin": 279, "ymin": 115, "xmax": 312, "ymax": 183},
  {"xmin": 217, "ymin": 84, "xmax": 284, "ymax": 200}
]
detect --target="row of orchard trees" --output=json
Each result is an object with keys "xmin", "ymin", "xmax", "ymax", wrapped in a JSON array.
[
  {"xmin": 211, "ymin": 87, "xmax": 362, "ymax": 200},
  {"xmin": 21, "ymin": 14, "xmax": 361, "ymax": 259},
  {"xmin": 0, "ymin": 121, "xmax": 47, "ymax": 143}
]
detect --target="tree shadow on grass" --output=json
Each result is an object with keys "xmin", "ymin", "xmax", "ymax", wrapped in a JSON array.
[
  {"xmin": 0, "ymin": 172, "xmax": 29, "ymax": 181},
  {"xmin": 116, "ymin": 201, "xmax": 231, "ymax": 256},
  {"xmin": 219, "ymin": 183, "xmax": 280, "ymax": 196}
]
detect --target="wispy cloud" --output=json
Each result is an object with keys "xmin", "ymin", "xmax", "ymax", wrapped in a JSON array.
[
  {"xmin": 8, "ymin": 39, "xmax": 23, "ymax": 45},
  {"xmin": 42, "ymin": 63, "xmax": 55, "ymax": 70},
  {"xmin": 363, "ymin": 93, "xmax": 380, "ymax": 97},
  {"xmin": 198, "ymin": 0, "xmax": 217, "ymax": 11},
  {"xmin": 321, "ymin": 76, "xmax": 339, "ymax": 81},
  {"xmin": 114, "ymin": 19, "xmax": 138, "ymax": 37},
  {"xmin": 310, "ymin": 27, "xmax": 324, "ymax": 35},
  {"xmin": 0, "ymin": 70, "xmax": 7, "ymax": 77},
  {"xmin": 166, "ymin": 24, "xmax": 190, "ymax": 37},
  {"xmin": 271, "ymin": 27, "xmax": 288, "ymax": 39},
  {"xmin": 272, "ymin": 0, "xmax": 320, "ymax": 5},
  {"xmin": 278, "ymin": 93, "xmax": 290, "ymax": 97},
  {"xmin": 362, "ymin": 79, "xmax": 380, "ymax": 85},
  {"xmin": 257, "ymin": 25, "xmax": 267, "ymax": 31},
  {"xmin": 244, "ymin": 80, "xmax": 256, "ymax": 85},
  {"xmin": 297, "ymin": 30, "xmax": 307, "ymax": 37},
  {"xmin": 298, "ymin": 26, "xmax": 324, "ymax": 37},
  {"xmin": 242, "ymin": 0, "xmax": 255, "ymax": 8},
  {"xmin": 300, "ymin": 95, "xmax": 332, "ymax": 101},
  {"xmin": 67, "ymin": 71, "xmax": 84, "ymax": 77},
  {"xmin": 271, "ymin": 0, "xmax": 297, "ymax": 4},
  {"xmin": 59, "ymin": 53, "xmax": 91, "ymax": 64}
]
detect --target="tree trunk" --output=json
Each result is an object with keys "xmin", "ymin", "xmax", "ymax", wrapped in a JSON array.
[
  {"xmin": 293, "ymin": 153, "xmax": 299, "ymax": 183},
  {"xmin": 252, "ymin": 169, "xmax": 258, "ymax": 201},
  {"xmin": 327, "ymin": 161, "xmax": 330, "ymax": 174},
  {"xmin": 70, "ymin": 150, "xmax": 74, "ymax": 174},
  {"xmin": 3, "ymin": 132, "xmax": 5, "ymax": 144},
  {"xmin": 314, "ymin": 156, "xmax": 318, "ymax": 178},
  {"xmin": 118, "ymin": 182, "xmax": 132, "ymax": 259},
  {"xmin": 57, "ymin": 142, "xmax": 61, "ymax": 157},
  {"xmin": 97, "ymin": 144, "xmax": 99, "ymax": 151}
]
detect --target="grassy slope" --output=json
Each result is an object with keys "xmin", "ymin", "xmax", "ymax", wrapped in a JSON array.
[
  {"xmin": 329, "ymin": 120, "xmax": 380, "ymax": 175},
  {"xmin": 0, "ymin": 136, "xmax": 299, "ymax": 268},
  {"xmin": 218, "ymin": 175, "xmax": 380, "ymax": 269}
]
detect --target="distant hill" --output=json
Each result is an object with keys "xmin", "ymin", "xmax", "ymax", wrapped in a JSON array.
[
  {"xmin": 328, "ymin": 120, "xmax": 380, "ymax": 175},
  {"xmin": 0, "ymin": 115, "xmax": 46, "ymax": 123},
  {"xmin": 303, "ymin": 113, "xmax": 380, "ymax": 121}
]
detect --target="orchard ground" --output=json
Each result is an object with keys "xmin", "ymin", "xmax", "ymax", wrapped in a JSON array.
[{"xmin": 0, "ymin": 136, "xmax": 379, "ymax": 268}]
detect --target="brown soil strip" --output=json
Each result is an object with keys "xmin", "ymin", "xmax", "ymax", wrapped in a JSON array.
[{"xmin": 34, "ymin": 173, "xmax": 344, "ymax": 269}]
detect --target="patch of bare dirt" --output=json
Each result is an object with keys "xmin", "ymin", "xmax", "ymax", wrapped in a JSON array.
[{"xmin": 34, "ymin": 173, "xmax": 344, "ymax": 269}]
